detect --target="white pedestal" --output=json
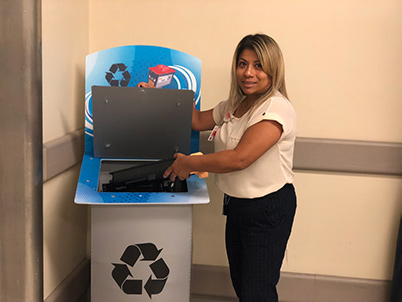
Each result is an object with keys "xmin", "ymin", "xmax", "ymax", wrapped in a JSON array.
[{"xmin": 91, "ymin": 205, "xmax": 193, "ymax": 302}]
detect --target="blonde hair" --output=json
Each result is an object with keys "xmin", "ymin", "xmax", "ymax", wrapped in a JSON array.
[{"xmin": 227, "ymin": 34, "xmax": 288, "ymax": 113}]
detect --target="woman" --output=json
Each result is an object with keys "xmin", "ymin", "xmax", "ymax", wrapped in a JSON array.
[{"xmin": 152, "ymin": 34, "xmax": 296, "ymax": 301}]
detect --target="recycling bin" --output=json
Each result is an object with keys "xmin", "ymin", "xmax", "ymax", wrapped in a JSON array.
[{"xmin": 75, "ymin": 45, "xmax": 209, "ymax": 302}]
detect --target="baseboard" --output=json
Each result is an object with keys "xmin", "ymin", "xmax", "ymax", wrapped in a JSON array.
[
  {"xmin": 44, "ymin": 258, "xmax": 90, "ymax": 302},
  {"xmin": 43, "ymin": 260, "xmax": 392, "ymax": 302},
  {"xmin": 191, "ymin": 264, "xmax": 392, "ymax": 302}
]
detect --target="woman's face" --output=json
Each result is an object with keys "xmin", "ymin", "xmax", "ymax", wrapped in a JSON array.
[{"xmin": 236, "ymin": 48, "xmax": 272, "ymax": 98}]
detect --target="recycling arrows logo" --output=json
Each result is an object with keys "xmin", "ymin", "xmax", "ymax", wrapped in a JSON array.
[
  {"xmin": 112, "ymin": 243, "xmax": 170, "ymax": 298},
  {"xmin": 105, "ymin": 63, "xmax": 131, "ymax": 87}
]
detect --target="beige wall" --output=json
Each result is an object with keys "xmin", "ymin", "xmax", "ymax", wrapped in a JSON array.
[
  {"xmin": 89, "ymin": 0, "xmax": 402, "ymax": 142},
  {"xmin": 88, "ymin": 0, "xmax": 402, "ymax": 282},
  {"xmin": 42, "ymin": 1, "xmax": 401, "ymax": 297},
  {"xmin": 42, "ymin": 0, "xmax": 89, "ymax": 298}
]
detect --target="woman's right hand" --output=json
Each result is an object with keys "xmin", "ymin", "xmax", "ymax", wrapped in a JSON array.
[{"xmin": 137, "ymin": 81, "xmax": 155, "ymax": 88}]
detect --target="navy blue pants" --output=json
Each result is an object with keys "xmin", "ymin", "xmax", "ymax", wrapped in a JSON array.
[{"xmin": 224, "ymin": 183, "xmax": 297, "ymax": 302}]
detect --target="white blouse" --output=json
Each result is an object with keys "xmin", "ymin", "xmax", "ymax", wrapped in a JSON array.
[{"xmin": 212, "ymin": 92, "xmax": 297, "ymax": 198}]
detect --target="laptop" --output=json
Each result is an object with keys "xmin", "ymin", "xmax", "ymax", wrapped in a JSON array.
[{"xmin": 91, "ymin": 86, "xmax": 194, "ymax": 192}]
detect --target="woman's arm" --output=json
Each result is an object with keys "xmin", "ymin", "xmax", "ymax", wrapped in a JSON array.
[
  {"xmin": 164, "ymin": 119, "xmax": 283, "ymax": 181},
  {"xmin": 192, "ymin": 105, "xmax": 215, "ymax": 131}
]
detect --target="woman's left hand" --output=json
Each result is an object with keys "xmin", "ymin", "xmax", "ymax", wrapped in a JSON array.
[{"xmin": 163, "ymin": 153, "xmax": 192, "ymax": 181}]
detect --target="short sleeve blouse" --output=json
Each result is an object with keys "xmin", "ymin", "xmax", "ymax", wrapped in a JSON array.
[{"xmin": 211, "ymin": 91, "xmax": 297, "ymax": 198}]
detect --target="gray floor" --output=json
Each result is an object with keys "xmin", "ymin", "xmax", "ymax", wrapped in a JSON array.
[
  {"xmin": 77, "ymin": 291, "xmax": 238, "ymax": 302},
  {"xmin": 78, "ymin": 292, "xmax": 293, "ymax": 301},
  {"xmin": 191, "ymin": 295, "xmax": 238, "ymax": 302}
]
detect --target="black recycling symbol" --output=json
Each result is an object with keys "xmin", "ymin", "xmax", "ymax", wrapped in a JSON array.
[
  {"xmin": 105, "ymin": 63, "xmax": 131, "ymax": 87},
  {"xmin": 112, "ymin": 243, "xmax": 170, "ymax": 298}
]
